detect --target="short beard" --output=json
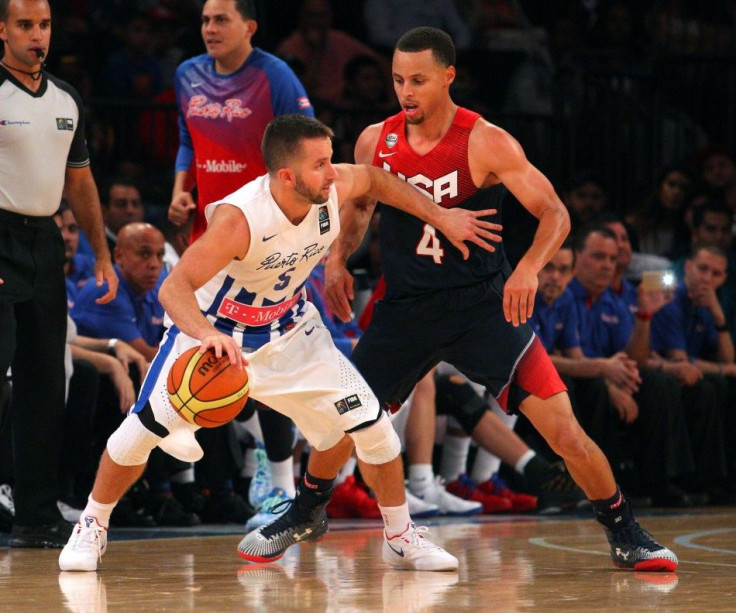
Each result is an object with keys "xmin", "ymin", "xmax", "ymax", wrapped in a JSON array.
[{"xmin": 295, "ymin": 176, "xmax": 328, "ymax": 204}]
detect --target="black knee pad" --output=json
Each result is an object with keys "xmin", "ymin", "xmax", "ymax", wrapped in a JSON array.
[{"xmin": 434, "ymin": 374, "xmax": 487, "ymax": 434}]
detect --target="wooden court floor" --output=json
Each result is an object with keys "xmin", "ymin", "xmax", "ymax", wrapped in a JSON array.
[{"xmin": 1, "ymin": 507, "xmax": 735, "ymax": 612}]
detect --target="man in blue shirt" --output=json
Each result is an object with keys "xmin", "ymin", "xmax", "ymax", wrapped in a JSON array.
[
  {"xmin": 672, "ymin": 202, "xmax": 736, "ymax": 343},
  {"xmin": 527, "ymin": 241, "xmax": 643, "ymax": 477},
  {"xmin": 567, "ymin": 223, "xmax": 696, "ymax": 507},
  {"xmin": 652, "ymin": 245, "xmax": 736, "ymax": 501},
  {"xmin": 53, "ymin": 201, "xmax": 95, "ymax": 309},
  {"xmin": 73, "ymin": 223, "xmax": 165, "ymax": 362}
]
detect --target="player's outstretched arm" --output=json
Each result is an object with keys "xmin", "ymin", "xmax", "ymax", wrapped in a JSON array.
[
  {"xmin": 335, "ymin": 163, "xmax": 502, "ymax": 260},
  {"xmin": 159, "ymin": 204, "xmax": 249, "ymax": 369}
]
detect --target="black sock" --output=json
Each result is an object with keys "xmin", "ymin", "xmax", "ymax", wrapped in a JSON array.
[
  {"xmin": 522, "ymin": 454, "xmax": 551, "ymax": 488},
  {"xmin": 592, "ymin": 487, "xmax": 632, "ymax": 531},
  {"xmin": 298, "ymin": 472, "xmax": 334, "ymax": 510}
]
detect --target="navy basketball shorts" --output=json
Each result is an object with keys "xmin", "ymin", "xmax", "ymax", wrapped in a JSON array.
[{"xmin": 352, "ymin": 280, "xmax": 566, "ymax": 414}]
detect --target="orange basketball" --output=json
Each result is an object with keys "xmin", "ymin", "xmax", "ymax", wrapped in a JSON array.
[{"xmin": 167, "ymin": 346, "xmax": 249, "ymax": 428}]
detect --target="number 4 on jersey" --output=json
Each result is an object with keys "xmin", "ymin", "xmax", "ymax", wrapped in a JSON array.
[{"xmin": 416, "ymin": 223, "xmax": 444, "ymax": 264}]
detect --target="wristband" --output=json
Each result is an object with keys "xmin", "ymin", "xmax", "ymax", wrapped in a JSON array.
[
  {"xmin": 107, "ymin": 338, "xmax": 118, "ymax": 355},
  {"xmin": 635, "ymin": 311, "xmax": 652, "ymax": 322},
  {"xmin": 715, "ymin": 323, "xmax": 729, "ymax": 332}
]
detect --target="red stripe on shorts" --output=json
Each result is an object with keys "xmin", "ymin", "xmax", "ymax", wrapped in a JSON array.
[{"xmin": 497, "ymin": 336, "xmax": 567, "ymax": 412}]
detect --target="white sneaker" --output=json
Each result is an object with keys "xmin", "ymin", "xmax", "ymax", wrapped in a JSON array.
[
  {"xmin": 58, "ymin": 500, "xmax": 83, "ymax": 523},
  {"xmin": 58, "ymin": 571, "xmax": 107, "ymax": 612},
  {"xmin": 59, "ymin": 517, "xmax": 108, "ymax": 572},
  {"xmin": 382, "ymin": 523, "xmax": 459, "ymax": 571},
  {"xmin": 405, "ymin": 489, "xmax": 439, "ymax": 518},
  {"xmin": 410, "ymin": 476, "xmax": 482, "ymax": 516},
  {"xmin": 382, "ymin": 567, "xmax": 458, "ymax": 610},
  {"xmin": 0, "ymin": 483, "xmax": 14, "ymax": 516}
]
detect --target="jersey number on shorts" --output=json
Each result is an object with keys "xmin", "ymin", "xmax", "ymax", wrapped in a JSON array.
[{"xmin": 416, "ymin": 223, "xmax": 445, "ymax": 264}]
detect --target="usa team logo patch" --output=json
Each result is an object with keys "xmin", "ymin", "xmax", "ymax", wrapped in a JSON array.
[
  {"xmin": 297, "ymin": 96, "xmax": 311, "ymax": 110},
  {"xmin": 335, "ymin": 394, "xmax": 363, "ymax": 415},
  {"xmin": 56, "ymin": 117, "xmax": 74, "ymax": 131},
  {"xmin": 318, "ymin": 205, "xmax": 330, "ymax": 234}
]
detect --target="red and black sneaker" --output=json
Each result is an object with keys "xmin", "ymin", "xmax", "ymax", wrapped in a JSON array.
[{"xmin": 446, "ymin": 474, "xmax": 512, "ymax": 514}]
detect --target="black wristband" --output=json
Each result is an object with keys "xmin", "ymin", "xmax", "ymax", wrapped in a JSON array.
[{"xmin": 716, "ymin": 323, "xmax": 729, "ymax": 332}]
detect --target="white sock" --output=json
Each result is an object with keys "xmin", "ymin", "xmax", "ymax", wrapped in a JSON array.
[
  {"xmin": 440, "ymin": 434, "xmax": 471, "ymax": 482},
  {"xmin": 379, "ymin": 502, "xmax": 412, "ymax": 538},
  {"xmin": 81, "ymin": 496, "xmax": 117, "ymax": 528},
  {"xmin": 514, "ymin": 450, "xmax": 537, "ymax": 475},
  {"xmin": 242, "ymin": 412, "xmax": 263, "ymax": 442},
  {"xmin": 470, "ymin": 447, "xmax": 501, "ymax": 483},
  {"xmin": 408, "ymin": 464, "xmax": 434, "ymax": 493},
  {"xmin": 336, "ymin": 456, "xmax": 357, "ymax": 485},
  {"xmin": 270, "ymin": 458, "xmax": 296, "ymax": 497},
  {"xmin": 169, "ymin": 465, "xmax": 195, "ymax": 484},
  {"xmin": 470, "ymin": 398, "xmax": 521, "ymax": 482},
  {"xmin": 241, "ymin": 446, "xmax": 257, "ymax": 478}
]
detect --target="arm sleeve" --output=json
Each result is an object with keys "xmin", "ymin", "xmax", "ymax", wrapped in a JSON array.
[
  {"xmin": 50, "ymin": 76, "xmax": 89, "ymax": 166},
  {"xmin": 174, "ymin": 65, "xmax": 195, "ymax": 172},
  {"xmin": 558, "ymin": 299, "xmax": 582, "ymax": 350},
  {"xmin": 650, "ymin": 305, "xmax": 686, "ymax": 353},
  {"xmin": 267, "ymin": 60, "xmax": 315, "ymax": 118},
  {"xmin": 71, "ymin": 286, "xmax": 143, "ymax": 344}
]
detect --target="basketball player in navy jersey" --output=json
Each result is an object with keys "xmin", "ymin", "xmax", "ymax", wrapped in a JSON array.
[{"xmin": 311, "ymin": 27, "xmax": 676, "ymax": 572}]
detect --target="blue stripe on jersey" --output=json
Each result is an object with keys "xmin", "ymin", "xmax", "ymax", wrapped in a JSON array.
[
  {"xmin": 204, "ymin": 275, "xmax": 236, "ymax": 317},
  {"xmin": 214, "ymin": 316, "xmax": 238, "ymax": 339},
  {"xmin": 132, "ymin": 326, "xmax": 180, "ymax": 414}
]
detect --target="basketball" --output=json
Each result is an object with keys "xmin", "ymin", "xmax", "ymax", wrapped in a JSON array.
[{"xmin": 167, "ymin": 346, "xmax": 249, "ymax": 428}]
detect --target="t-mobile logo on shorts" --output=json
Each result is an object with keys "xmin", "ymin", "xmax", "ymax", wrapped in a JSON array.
[{"xmin": 334, "ymin": 394, "xmax": 362, "ymax": 415}]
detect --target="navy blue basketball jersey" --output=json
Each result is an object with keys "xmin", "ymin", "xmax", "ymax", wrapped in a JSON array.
[{"xmin": 372, "ymin": 107, "xmax": 510, "ymax": 298}]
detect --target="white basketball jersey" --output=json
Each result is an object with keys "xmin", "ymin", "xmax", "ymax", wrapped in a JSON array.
[{"xmin": 194, "ymin": 174, "xmax": 340, "ymax": 348}]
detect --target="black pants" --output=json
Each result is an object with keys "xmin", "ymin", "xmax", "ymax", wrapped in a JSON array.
[
  {"xmin": 0, "ymin": 209, "xmax": 67, "ymax": 525},
  {"xmin": 564, "ymin": 371, "xmax": 694, "ymax": 493},
  {"xmin": 61, "ymin": 359, "xmax": 100, "ymax": 502},
  {"xmin": 679, "ymin": 374, "xmax": 729, "ymax": 488}
]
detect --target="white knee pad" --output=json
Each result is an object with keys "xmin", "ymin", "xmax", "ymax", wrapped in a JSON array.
[
  {"xmin": 106, "ymin": 414, "xmax": 161, "ymax": 466},
  {"xmin": 349, "ymin": 414, "xmax": 402, "ymax": 465}
]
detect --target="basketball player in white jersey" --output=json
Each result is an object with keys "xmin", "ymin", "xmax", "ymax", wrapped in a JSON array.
[{"xmin": 60, "ymin": 114, "xmax": 502, "ymax": 573}]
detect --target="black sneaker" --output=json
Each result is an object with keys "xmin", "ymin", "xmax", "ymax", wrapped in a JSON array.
[
  {"xmin": 9, "ymin": 518, "xmax": 74, "ymax": 549},
  {"xmin": 605, "ymin": 520, "xmax": 679, "ymax": 571},
  {"xmin": 200, "ymin": 490, "xmax": 254, "ymax": 524},
  {"xmin": 110, "ymin": 497, "xmax": 157, "ymax": 528},
  {"xmin": 237, "ymin": 496, "xmax": 329, "ymax": 563},
  {"xmin": 171, "ymin": 482, "xmax": 208, "ymax": 515},
  {"xmin": 532, "ymin": 462, "xmax": 589, "ymax": 514},
  {"xmin": 148, "ymin": 492, "xmax": 201, "ymax": 527}
]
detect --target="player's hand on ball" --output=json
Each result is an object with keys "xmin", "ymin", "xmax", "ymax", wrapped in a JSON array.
[{"xmin": 199, "ymin": 333, "xmax": 247, "ymax": 370}]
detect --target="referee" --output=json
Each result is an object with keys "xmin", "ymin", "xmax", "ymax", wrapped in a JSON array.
[{"xmin": 0, "ymin": 0, "xmax": 117, "ymax": 547}]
